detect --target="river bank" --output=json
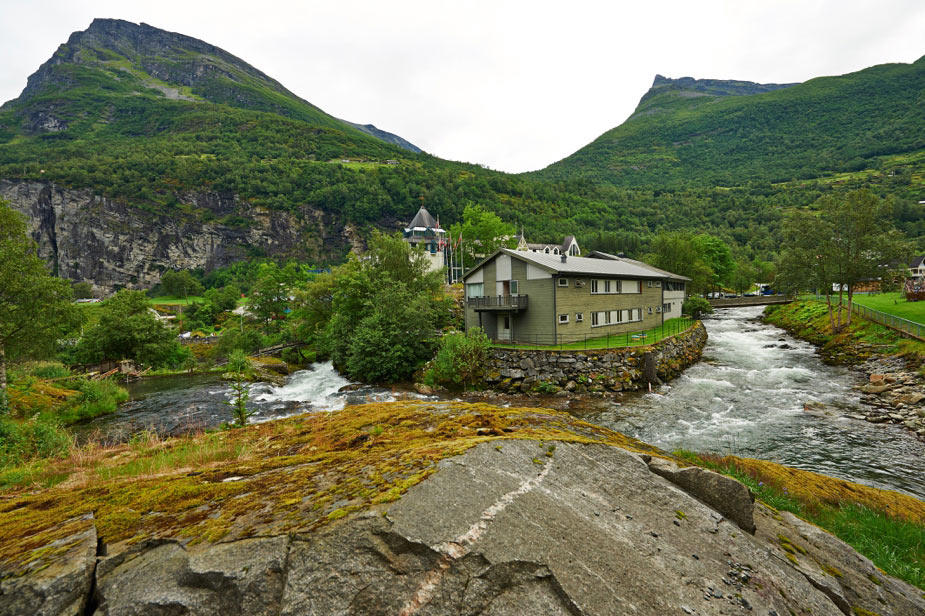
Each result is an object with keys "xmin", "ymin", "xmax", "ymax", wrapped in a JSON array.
[{"xmin": 764, "ymin": 300, "xmax": 925, "ymax": 441}]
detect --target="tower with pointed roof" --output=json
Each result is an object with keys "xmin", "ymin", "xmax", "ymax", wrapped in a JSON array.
[{"xmin": 403, "ymin": 206, "xmax": 447, "ymax": 274}]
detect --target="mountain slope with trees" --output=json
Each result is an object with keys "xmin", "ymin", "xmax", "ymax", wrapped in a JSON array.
[
  {"xmin": 535, "ymin": 58, "xmax": 925, "ymax": 189},
  {"xmin": 0, "ymin": 19, "xmax": 921, "ymax": 290}
]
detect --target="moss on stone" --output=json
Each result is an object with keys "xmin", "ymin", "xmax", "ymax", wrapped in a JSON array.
[{"xmin": 0, "ymin": 400, "xmax": 672, "ymax": 571}]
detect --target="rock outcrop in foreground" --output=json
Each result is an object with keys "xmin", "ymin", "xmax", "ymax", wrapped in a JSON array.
[{"xmin": 1, "ymin": 401, "xmax": 922, "ymax": 615}]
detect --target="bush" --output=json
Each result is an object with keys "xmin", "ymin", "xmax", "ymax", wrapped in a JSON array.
[
  {"xmin": 0, "ymin": 416, "xmax": 72, "ymax": 467},
  {"xmin": 423, "ymin": 328, "xmax": 491, "ymax": 390},
  {"xmin": 683, "ymin": 297, "xmax": 714, "ymax": 318}
]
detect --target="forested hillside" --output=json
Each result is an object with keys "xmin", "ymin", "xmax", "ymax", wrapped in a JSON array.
[
  {"xmin": 536, "ymin": 58, "xmax": 925, "ymax": 190},
  {"xmin": 0, "ymin": 18, "xmax": 922, "ymax": 278}
]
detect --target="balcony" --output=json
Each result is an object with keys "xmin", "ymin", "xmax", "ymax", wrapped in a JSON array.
[{"xmin": 468, "ymin": 295, "xmax": 528, "ymax": 311}]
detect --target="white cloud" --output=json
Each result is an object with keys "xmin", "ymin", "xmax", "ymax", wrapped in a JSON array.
[{"xmin": 0, "ymin": 0, "xmax": 922, "ymax": 172}]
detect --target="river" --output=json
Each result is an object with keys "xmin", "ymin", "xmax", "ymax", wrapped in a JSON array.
[
  {"xmin": 77, "ymin": 306, "xmax": 925, "ymax": 499},
  {"xmin": 578, "ymin": 306, "xmax": 925, "ymax": 499}
]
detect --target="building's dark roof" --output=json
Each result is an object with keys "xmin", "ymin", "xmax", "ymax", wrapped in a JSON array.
[
  {"xmin": 561, "ymin": 235, "xmax": 576, "ymax": 252},
  {"xmin": 464, "ymin": 249, "xmax": 686, "ymax": 281},
  {"xmin": 407, "ymin": 206, "xmax": 438, "ymax": 230},
  {"xmin": 909, "ymin": 255, "xmax": 925, "ymax": 269},
  {"xmin": 587, "ymin": 251, "xmax": 691, "ymax": 281}
]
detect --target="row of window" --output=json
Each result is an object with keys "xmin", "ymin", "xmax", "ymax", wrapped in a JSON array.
[
  {"xmin": 468, "ymin": 279, "xmax": 681, "ymax": 298},
  {"xmin": 558, "ymin": 309, "xmax": 645, "ymax": 326}
]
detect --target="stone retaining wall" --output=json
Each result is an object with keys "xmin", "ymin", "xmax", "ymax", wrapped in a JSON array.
[{"xmin": 484, "ymin": 321, "xmax": 707, "ymax": 393}]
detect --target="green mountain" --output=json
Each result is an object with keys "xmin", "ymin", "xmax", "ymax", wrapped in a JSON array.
[
  {"xmin": 536, "ymin": 59, "xmax": 925, "ymax": 188},
  {"xmin": 0, "ymin": 19, "xmax": 921, "ymax": 290}
]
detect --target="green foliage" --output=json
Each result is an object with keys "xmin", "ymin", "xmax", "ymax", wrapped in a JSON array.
[
  {"xmin": 646, "ymin": 232, "xmax": 733, "ymax": 294},
  {"xmin": 0, "ymin": 416, "xmax": 71, "ymax": 468},
  {"xmin": 449, "ymin": 203, "xmax": 516, "ymax": 264},
  {"xmin": 225, "ymin": 350, "xmax": 253, "ymax": 427},
  {"xmin": 682, "ymin": 297, "xmax": 713, "ymax": 318},
  {"xmin": 160, "ymin": 270, "xmax": 203, "ymax": 299},
  {"xmin": 71, "ymin": 281, "xmax": 94, "ymax": 299},
  {"xmin": 73, "ymin": 290, "xmax": 186, "ymax": 367},
  {"xmin": 422, "ymin": 328, "xmax": 491, "ymax": 390},
  {"xmin": 298, "ymin": 232, "xmax": 453, "ymax": 383},
  {"xmin": 778, "ymin": 190, "xmax": 910, "ymax": 332},
  {"xmin": 0, "ymin": 201, "xmax": 81, "ymax": 412}
]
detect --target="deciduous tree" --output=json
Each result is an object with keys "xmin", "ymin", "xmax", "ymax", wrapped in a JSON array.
[{"xmin": 0, "ymin": 202, "xmax": 80, "ymax": 411}]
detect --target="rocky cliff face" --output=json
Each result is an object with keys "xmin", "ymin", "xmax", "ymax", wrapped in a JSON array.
[
  {"xmin": 1, "ymin": 401, "xmax": 922, "ymax": 616},
  {"xmin": 0, "ymin": 180, "xmax": 355, "ymax": 293}
]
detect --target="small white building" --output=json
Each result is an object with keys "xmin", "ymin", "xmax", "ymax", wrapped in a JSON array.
[
  {"xmin": 516, "ymin": 233, "xmax": 581, "ymax": 257},
  {"xmin": 403, "ymin": 206, "xmax": 446, "ymax": 274}
]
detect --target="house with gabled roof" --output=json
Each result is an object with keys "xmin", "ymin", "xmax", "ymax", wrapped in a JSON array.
[
  {"xmin": 462, "ymin": 249, "xmax": 689, "ymax": 344},
  {"xmin": 515, "ymin": 233, "xmax": 580, "ymax": 257}
]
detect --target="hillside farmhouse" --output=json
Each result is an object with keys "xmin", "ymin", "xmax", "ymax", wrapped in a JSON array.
[{"xmin": 463, "ymin": 249, "xmax": 689, "ymax": 344}]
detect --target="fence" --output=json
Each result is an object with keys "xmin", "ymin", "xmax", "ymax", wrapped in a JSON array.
[
  {"xmin": 834, "ymin": 299, "xmax": 925, "ymax": 341},
  {"xmin": 491, "ymin": 317, "xmax": 695, "ymax": 351}
]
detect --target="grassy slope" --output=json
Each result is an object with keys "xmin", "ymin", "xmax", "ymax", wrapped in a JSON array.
[
  {"xmin": 764, "ymin": 300, "xmax": 925, "ymax": 365},
  {"xmin": 677, "ymin": 451, "xmax": 925, "ymax": 589},
  {"xmin": 536, "ymin": 56, "xmax": 925, "ymax": 189},
  {"xmin": 851, "ymin": 292, "xmax": 925, "ymax": 325}
]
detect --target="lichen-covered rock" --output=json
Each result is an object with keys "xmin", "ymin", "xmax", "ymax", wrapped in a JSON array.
[{"xmin": 0, "ymin": 514, "xmax": 96, "ymax": 616}]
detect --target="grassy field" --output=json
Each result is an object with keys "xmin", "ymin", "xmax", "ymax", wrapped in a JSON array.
[
  {"xmin": 492, "ymin": 317, "xmax": 694, "ymax": 350},
  {"xmin": 147, "ymin": 295, "xmax": 205, "ymax": 306},
  {"xmin": 850, "ymin": 292, "xmax": 925, "ymax": 325}
]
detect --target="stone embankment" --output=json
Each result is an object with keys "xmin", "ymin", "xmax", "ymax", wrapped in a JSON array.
[
  {"xmin": 483, "ymin": 321, "xmax": 707, "ymax": 394},
  {"xmin": 3, "ymin": 402, "xmax": 923, "ymax": 615},
  {"xmin": 851, "ymin": 356, "xmax": 925, "ymax": 441}
]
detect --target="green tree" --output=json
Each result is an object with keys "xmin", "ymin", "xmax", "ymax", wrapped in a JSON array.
[
  {"xmin": 252, "ymin": 262, "xmax": 304, "ymax": 332},
  {"xmin": 778, "ymin": 190, "xmax": 909, "ymax": 332},
  {"xmin": 72, "ymin": 281, "xmax": 94, "ymax": 299},
  {"xmin": 0, "ymin": 203, "xmax": 80, "ymax": 411},
  {"xmin": 161, "ymin": 270, "xmax": 203, "ymax": 300},
  {"xmin": 646, "ymin": 232, "xmax": 715, "ymax": 296},
  {"xmin": 225, "ymin": 349, "xmax": 253, "ymax": 427},
  {"xmin": 76, "ymin": 290, "xmax": 185, "ymax": 367},
  {"xmin": 302, "ymin": 232, "xmax": 452, "ymax": 383},
  {"xmin": 449, "ymin": 204, "xmax": 516, "ymax": 269}
]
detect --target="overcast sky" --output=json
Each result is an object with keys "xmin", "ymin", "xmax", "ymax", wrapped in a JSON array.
[{"xmin": 1, "ymin": 1, "xmax": 923, "ymax": 172}]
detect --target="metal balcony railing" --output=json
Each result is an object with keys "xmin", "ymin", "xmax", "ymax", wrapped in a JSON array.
[{"xmin": 468, "ymin": 295, "xmax": 529, "ymax": 310}]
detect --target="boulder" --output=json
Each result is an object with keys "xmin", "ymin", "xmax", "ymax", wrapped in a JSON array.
[
  {"xmin": 646, "ymin": 457, "xmax": 757, "ymax": 534},
  {"xmin": 94, "ymin": 535, "xmax": 290, "ymax": 616},
  {"xmin": 0, "ymin": 514, "xmax": 97, "ymax": 616}
]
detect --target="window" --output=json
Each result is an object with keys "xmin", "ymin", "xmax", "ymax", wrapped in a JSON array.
[
  {"xmin": 575, "ymin": 312, "xmax": 583, "ymax": 322},
  {"xmin": 655, "ymin": 281, "xmax": 661, "ymax": 287},
  {"xmin": 591, "ymin": 312, "xmax": 599, "ymax": 326},
  {"xmin": 648, "ymin": 307, "xmax": 653, "ymax": 314},
  {"xmin": 544, "ymin": 247, "xmax": 550, "ymax": 254},
  {"xmin": 553, "ymin": 248, "xmax": 560, "ymax": 255},
  {"xmin": 558, "ymin": 278, "xmax": 568, "ymax": 287},
  {"xmin": 510, "ymin": 280, "xmax": 519, "ymax": 295},
  {"xmin": 558, "ymin": 313, "xmax": 569, "ymax": 324},
  {"xmin": 591, "ymin": 279, "xmax": 621, "ymax": 294},
  {"xmin": 612, "ymin": 310, "xmax": 622, "ymax": 323},
  {"xmin": 466, "ymin": 283, "xmax": 484, "ymax": 298},
  {"xmin": 569, "ymin": 244, "xmax": 579, "ymax": 256},
  {"xmin": 663, "ymin": 303, "xmax": 671, "ymax": 313}
]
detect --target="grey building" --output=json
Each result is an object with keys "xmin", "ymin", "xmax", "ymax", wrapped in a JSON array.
[{"xmin": 463, "ymin": 249, "xmax": 689, "ymax": 344}]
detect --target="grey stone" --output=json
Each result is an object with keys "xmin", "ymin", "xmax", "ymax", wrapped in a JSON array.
[
  {"xmin": 0, "ymin": 514, "xmax": 97, "ymax": 616},
  {"xmin": 94, "ymin": 535, "xmax": 289, "ymax": 616},
  {"xmin": 647, "ymin": 458, "xmax": 757, "ymax": 534}
]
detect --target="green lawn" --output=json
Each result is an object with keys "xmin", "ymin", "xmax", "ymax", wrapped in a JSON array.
[
  {"xmin": 850, "ymin": 293, "xmax": 925, "ymax": 325},
  {"xmin": 147, "ymin": 295, "xmax": 204, "ymax": 306},
  {"xmin": 493, "ymin": 317, "xmax": 694, "ymax": 351}
]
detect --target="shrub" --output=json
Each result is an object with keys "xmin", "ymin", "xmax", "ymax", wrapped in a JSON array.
[
  {"xmin": 683, "ymin": 297, "xmax": 714, "ymax": 318},
  {"xmin": 0, "ymin": 416, "xmax": 72, "ymax": 467},
  {"xmin": 423, "ymin": 328, "xmax": 491, "ymax": 390}
]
